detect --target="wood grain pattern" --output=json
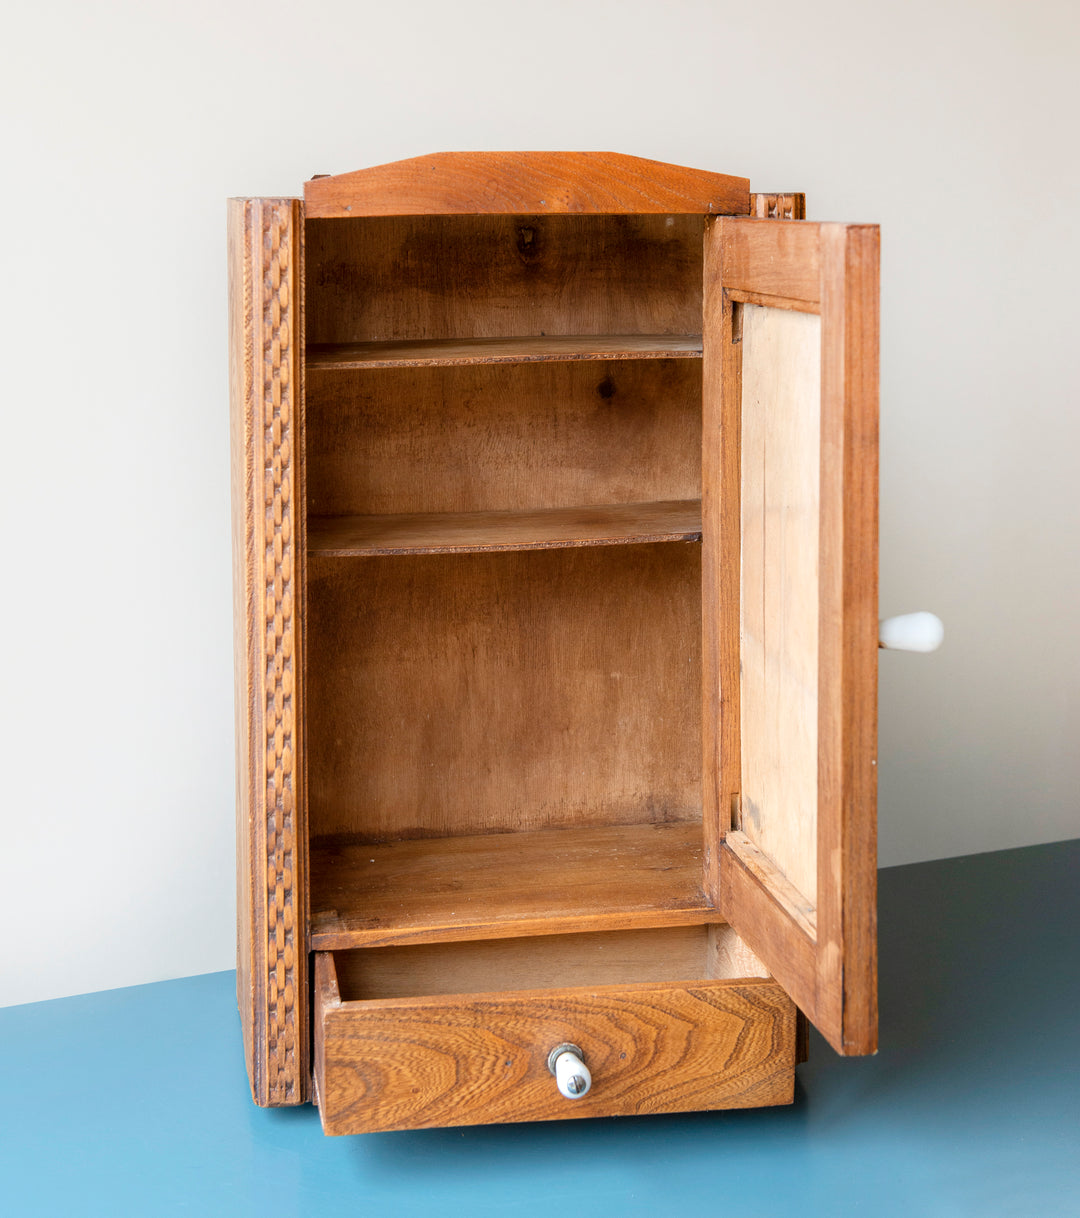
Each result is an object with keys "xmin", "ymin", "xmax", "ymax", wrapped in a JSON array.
[
  {"xmin": 719, "ymin": 838, "xmax": 817, "ymax": 1016},
  {"xmin": 231, "ymin": 159, "xmax": 876, "ymax": 1130},
  {"xmin": 306, "ymin": 545, "xmax": 702, "ymax": 842},
  {"xmin": 310, "ymin": 822, "xmax": 711, "ymax": 950},
  {"xmin": 724, "ymin": 830, "xmax": 816, "ymax": 939},
  {"xmin": 739, "ymin": 305, "xmax": 822, "ymax": 905},
  {"xmin": 708, "ymin": 219, "xmax": 880, "ymax": 1057},
  {"xmin": 725, "ymin": 289, "xmax": 821, "ymax": 314},
  {"xmin": 707, "ymin": 922, "xmax": 769, "ymax": 980},
  {"xmin": 332, "ymin": 925, "xmax": 760, "ymax": 1001},
  {"xmin": 305, "ymin": 358, "xmax": 701, "ymax": 518},
  {"xmin": 307, "ymin": 334, "xmax": 702, "ymax": 369},
  {"xmin": 315, "ymin": 952, "xmax": 794, "ymax": 1134},
  {"xmin": 305, "ymin": 214, "xmax": 704, "ymax": 345},
  {"xmin": 307, "ymin": 500, "xmax": 702, "ymax": 556},
  {"xmin": 304, "ymin": 151, "xmax": 750, "ymax": 218},
  {"xmin": 720, "ymin": 219, "xmax": 822, "ymax": 303},
  {"xmin": 228, "ymin": 196, "xmax": 308, "ymax": 1105},
  {"xmin": 701, "ymin": 220, "xmax": 740, "ymax": 906},
  {"xmin": 818, "ymin": 223, "xmax": 880, "ymax": 1055}
]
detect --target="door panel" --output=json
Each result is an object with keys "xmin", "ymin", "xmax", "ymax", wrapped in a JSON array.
[
  {"xmin": 702, "ymin": 218, "xmax": 879, "ymax": 1056},
  {"xmin": 739, "ymin": 305, "xmax": 822, "ymax": 906}
]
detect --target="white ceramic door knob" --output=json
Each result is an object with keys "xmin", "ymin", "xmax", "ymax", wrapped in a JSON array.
[
  {"xmin": 548, "ymin": 1043, "xmax": 592, "ymax": 1099},
  {"xmin": 878, "ymin": 612, "xmax": 944, "ymax": 653}
]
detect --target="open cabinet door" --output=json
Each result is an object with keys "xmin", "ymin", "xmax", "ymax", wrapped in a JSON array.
[{"xmin": 702, "ymin": 218, "xmax": 879, "ymax": 1055}]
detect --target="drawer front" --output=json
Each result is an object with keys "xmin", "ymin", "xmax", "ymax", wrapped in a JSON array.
[{"xmin": 314, "ymin": 953, "xmax": 796, "ymax": 1135}]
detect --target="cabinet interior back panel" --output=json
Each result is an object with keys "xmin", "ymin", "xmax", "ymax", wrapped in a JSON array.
[
  {"xmin": 306, "ymin": 359, "xmax": 702, "ymax": 516},
  {"xmin": 305, "ymin": 215, "xmax": 704, "ymax": 343},
  {"xmin": 306, "ymin": 544, "xmax": 703, "ymax": 842},
  {"xmin": 739, "ymin": 304, "xmax": 821, "ymax": 907}
]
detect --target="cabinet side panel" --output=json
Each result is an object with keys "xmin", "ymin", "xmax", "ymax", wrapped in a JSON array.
[
  {"xmin": 229, "ymin": 199, "xmax": 258, "ymax": 1097},
  {"xmin": 229, "ymin": 197, "xmax": 309, "ymax": 1105}
]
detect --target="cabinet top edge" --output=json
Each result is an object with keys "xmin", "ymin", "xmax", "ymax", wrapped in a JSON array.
[{"xmin": 302, "ymin": 151, "xmax": 751, "ymax": 218}]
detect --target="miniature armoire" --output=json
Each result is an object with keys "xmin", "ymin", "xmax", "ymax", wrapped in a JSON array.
[{"xmin": 228, "ymin": 152, "xmax": 880, "ymax": 1135}]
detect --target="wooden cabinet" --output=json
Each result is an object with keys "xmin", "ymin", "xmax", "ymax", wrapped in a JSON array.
[{"xmin": 228, "ymin": 152, "xmax": 879, "ymax": 1133}]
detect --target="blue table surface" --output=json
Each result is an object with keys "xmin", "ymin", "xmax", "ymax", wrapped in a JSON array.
[{"xmin": 3, "ymin": 839, "xmax": 1078, "ymax": 1218}]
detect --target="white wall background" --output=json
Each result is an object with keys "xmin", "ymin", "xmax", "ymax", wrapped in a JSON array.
[{"xmin": 2, "ymin": 0, "xmax": 1077, "ymax": 1007}]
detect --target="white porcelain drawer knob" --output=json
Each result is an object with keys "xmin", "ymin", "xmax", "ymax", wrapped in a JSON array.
[
  {"xmin": 548, "ymin": 1043, "xmax": 592, "ymax": 1099},
  {"xmin": 878, "ymin": 612, "xmax": 944, "ymax": 653}
]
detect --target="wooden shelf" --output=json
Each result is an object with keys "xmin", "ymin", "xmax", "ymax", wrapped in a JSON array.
[
  {"xmin": 309, "ymin": 822, "xmax": 713, "ymax": 950},
  {"xmin": 306, "ymin": 334, "xmax": 703, "ymax": 370},
  {"xmin": 308, "ymin": 499, "xmax": 702, "ymax": 557}
]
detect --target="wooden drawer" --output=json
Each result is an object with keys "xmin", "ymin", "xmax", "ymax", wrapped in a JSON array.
[{"xmin": 313, "ymin": 927, "xmax": 797, "ymax": 1135}]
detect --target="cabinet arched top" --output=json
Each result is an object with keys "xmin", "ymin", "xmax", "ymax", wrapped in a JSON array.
[{"xmin": 303, "ymin": 151, "xmax": 750, "ymax": 218}]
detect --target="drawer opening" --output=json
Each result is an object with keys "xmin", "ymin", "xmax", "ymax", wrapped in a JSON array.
[{"xmin": 325, "ymin": 924, "xmax": 768, "ymax": 1003}]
